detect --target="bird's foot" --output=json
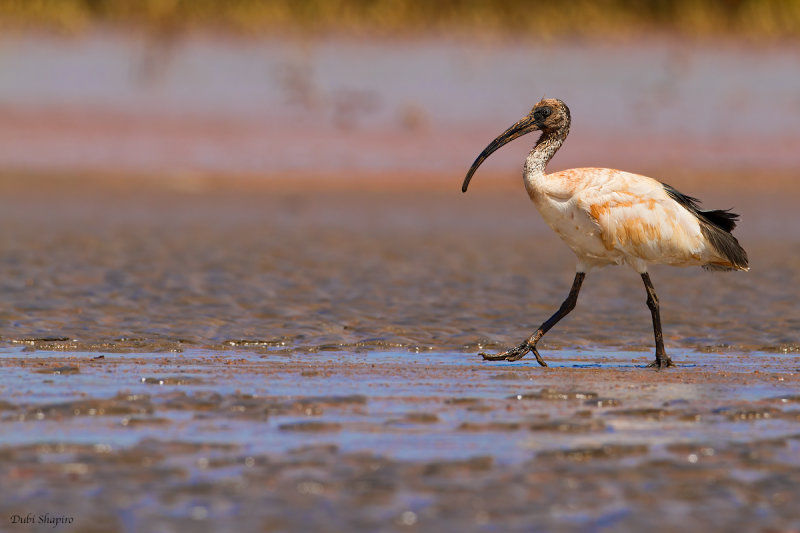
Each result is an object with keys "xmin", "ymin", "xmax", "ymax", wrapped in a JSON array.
[
  {"xmin": 480, "ymin": 342, "xmax": 529, "ymax": 362},
  {"xmin": 480, "ymin": 341, "xmax": 548, "ymax": 367},
  {"xmin": 646, "ymin": 354, "xmax": 675, "ymax": 370}
]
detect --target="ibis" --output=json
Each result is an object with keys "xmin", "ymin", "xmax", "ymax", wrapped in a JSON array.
[{"xmin": 462, "ymin": 98, "xmax": 748, "ymax": 368}]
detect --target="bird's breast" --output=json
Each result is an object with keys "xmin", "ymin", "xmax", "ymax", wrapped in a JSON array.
[{"xmin": 528, "ymin": 187, "xmax": 621, "ymax": 264}]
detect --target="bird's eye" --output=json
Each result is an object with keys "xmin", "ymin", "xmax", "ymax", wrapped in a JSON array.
[{"xmin": 534, "ymin": 107, "xmax": 551, "ymax": 121}]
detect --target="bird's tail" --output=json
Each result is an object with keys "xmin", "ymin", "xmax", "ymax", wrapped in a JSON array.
[
  {"xmin": 698, "ymin": 214, "xmax": 749, "ymax": 271},
  {"xmin": 662, "ymin": 184, "xmax": 749, "ymax": 272}
]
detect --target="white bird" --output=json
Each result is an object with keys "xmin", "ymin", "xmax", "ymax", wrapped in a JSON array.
[{"xmin": 462, "ymin": 98, "xmax": 748, "ymax": 369}]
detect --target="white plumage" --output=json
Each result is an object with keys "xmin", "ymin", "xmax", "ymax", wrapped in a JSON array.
[{"xmin": 528, "ymin": 168, "xmax": 727, "ymax": 272}]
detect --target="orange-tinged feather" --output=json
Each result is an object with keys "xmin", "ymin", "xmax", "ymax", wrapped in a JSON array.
[{"xmin": 524, "ymin": 167, "xmax": 727, "ymax": 272}]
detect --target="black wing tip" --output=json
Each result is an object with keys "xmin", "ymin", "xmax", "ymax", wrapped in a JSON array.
[
  {"xmin": 663, "ymin": 182, "xmax": 749, "ymax": 271},
  {"xmin": 699, "ymin": 223, "xmax": 749, "ymax": 271},
  {"xmin": 700, "ymin": 208, "xmax": 739, "ymax": 232},
  {"xmin": 662, "ymin": 183, "xmax": 740, "ymax": 233},
  {"xmin": 662, "ymin": 183, "xmax": 700, "ymax": 208}
]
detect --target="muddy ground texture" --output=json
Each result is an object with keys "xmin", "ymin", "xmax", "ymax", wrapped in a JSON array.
[
  {"xmin": 2, "ymin": 348, "xmax": 800, "ymax": 533},
  {"xmin": 0, "ymin": 180, "xmax": 798, "ymax": 532}
]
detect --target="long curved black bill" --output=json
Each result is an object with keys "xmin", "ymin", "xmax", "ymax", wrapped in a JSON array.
[{"xmin": 461, "ymin": 114, "xmax": 538, "ymax": 193}]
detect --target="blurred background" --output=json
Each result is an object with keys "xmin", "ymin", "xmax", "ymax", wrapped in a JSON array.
[{"xmin": 0, "ymin": 0, "xmax": 799, "ymax": 185}]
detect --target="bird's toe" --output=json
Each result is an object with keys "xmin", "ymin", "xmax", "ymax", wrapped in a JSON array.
[
  {"xmin": 480, "ymin": 351, "xmax": 510, "ymax": 361},
  {"xmin": 530, "ymin": 346, "xmax": 548, "ymax": 367},
  {"xmin": 646, "ymin": 355, "xmax": 675, "ymax": 369},
  {"xmin": 505, "ymin": 351, "xmax": 527, "ymax": 362}
]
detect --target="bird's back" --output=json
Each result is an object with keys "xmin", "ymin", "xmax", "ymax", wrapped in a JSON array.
[{"xmin": 525, "ymin": 167, "xmax": 748, "ymax": 272}]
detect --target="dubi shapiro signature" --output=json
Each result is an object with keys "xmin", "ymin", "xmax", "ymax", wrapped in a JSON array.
[{"xmin": 10, "ymin": 513, "xmax": 74, "ymax": 528}]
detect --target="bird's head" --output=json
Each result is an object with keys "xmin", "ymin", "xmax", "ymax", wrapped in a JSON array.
[{"xmin": 461, "ymin": 98, "xmax": 570, "ymax": 193}]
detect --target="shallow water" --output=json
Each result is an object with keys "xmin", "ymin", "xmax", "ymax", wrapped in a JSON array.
[
  {"xmin": 2, "ymin": 347, "xmax": 798, "ymax": 461},
  {"xmin": 3, "ymin": 347, "xmax": 800, "ymax": 532}
]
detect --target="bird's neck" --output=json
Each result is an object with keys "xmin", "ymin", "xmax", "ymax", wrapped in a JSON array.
[{"xmin": 524, "ymin": 128, "xmax": 568, "ymax": 178}]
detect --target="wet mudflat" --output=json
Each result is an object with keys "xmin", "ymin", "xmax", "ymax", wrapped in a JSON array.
[
  {"xmin": 2, "ymin": 348, "xmax": 800, "ymax": 533},
  {"xmin": 0, "ymin": 178, "xmax": 798, "ymax": 532},
  {"xmin": 0, "ymin": 177, "xmax": 797, "ymax": 354}
]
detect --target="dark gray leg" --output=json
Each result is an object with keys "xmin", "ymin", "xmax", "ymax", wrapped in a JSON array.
[
  {"xmin": 481, "ymin": 272, "xmax": 585, "ymax": 366},
  {"xmin": 641, "ymin": 272, "xmax": 675, "ymax": 369}
]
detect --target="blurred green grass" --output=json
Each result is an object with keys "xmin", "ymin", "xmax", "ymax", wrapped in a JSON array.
[{"xmin": 1, "ymin": 0, "xmax": 799, "ymax": 39}]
